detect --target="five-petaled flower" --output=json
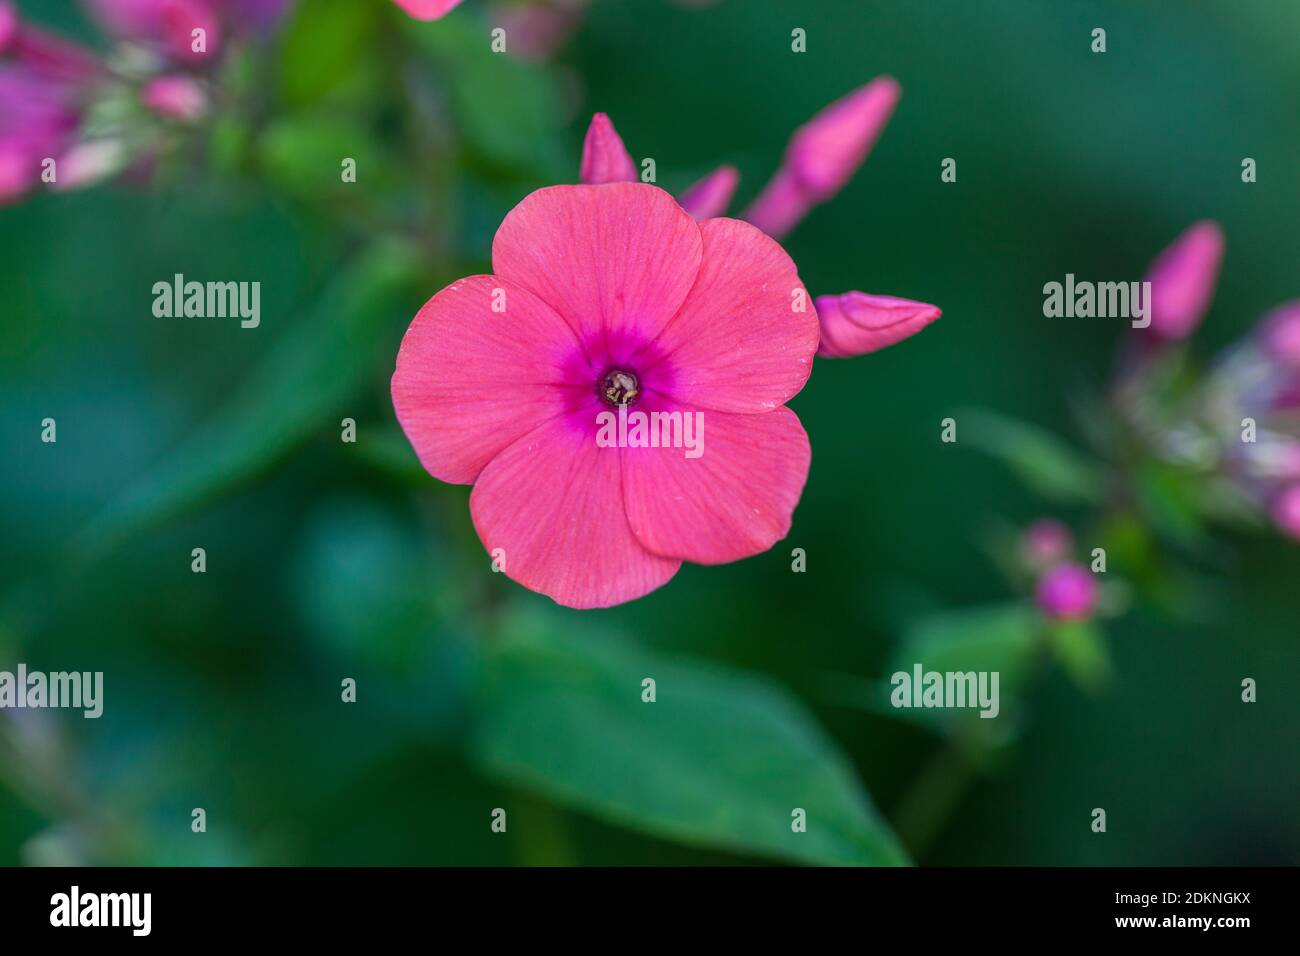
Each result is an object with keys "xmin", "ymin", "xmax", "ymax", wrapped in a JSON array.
[{"xmin": 393, "ymin": 82, "xmax": 941, "ymax": 607}]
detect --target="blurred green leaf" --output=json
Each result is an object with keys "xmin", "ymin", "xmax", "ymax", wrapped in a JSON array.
[
  {"xmin": 293, "ymin": 497, "xmax": 444, "ymax": 668},
  {"xmin": 473, "ymin": 621, "xmax": 909, "ymax": 866},
  {"xmin": 1135, "ymin": 462, "xmax": 1210, "ymax": 549},
  {"xmin": 1048, "ymin": 620, "xmax": 1111, "ymax": 693},
  {"xmin": 81, "ymin": 241, "xmax": 422, "ymax": 552},
  {"xmin": 404, "ymin": 12, "xmax": 567, "ymax": 178},
  {"xmin": 277, "ymin": 0, "xmax": 380, "ymax": 106},
  {"xmin": 890, "ymin": 602, "xmax": 1043, "ymax": 682},
  {"xmin": 259, "ymin": 112, "xmax": 395, "ymax": 203},
  {"xmin": 965, "ymin": 410, "xmax": 1104, "ymax": 504},
  {"xmin": 881, "ymin": 602, "xmax": 1044, "ymax": 751}
]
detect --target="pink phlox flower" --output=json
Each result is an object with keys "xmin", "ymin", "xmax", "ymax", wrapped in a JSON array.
[{"xmin": 393, "ymin": 183, "xmax": 818, "ymax": 607}]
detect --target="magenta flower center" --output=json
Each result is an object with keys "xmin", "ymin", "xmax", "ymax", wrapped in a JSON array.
[{"xmin": 600, "ymin": 368, "xmax": 640, "ymax": 406}]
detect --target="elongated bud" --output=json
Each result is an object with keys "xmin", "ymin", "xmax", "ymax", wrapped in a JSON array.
[
  {"xmin": 813, "ymin": 291, "xmax": 940, "ymax": 358},
  {"xmin": 1142, "ymin": 220, "xmax": 1224, "ymax": 341},
  {"xmin": 745, "ymin": 76, "xmax": 900, "ymax": 238},
  {"xmin": 580, "ymin": 112, "xmax": 637, "ymax": 184},
  {"xmin": 678, "ymin": 165, "xmax": 738, "ymax": 220}
]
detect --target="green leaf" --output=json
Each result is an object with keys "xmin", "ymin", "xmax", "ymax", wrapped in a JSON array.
[
  {"xmin": 890, "ymin": 602, "xmax": 1043, "ymax": 682},
  {"xmin": 472, "ymin": 621, "xmax": 909, "ymax": 866},
  {"xmin": 965, "ymin": 410, "xmax": 1103, "ymax": 503},
  {"xmin": 1048, "ymin": 620, "xmax": 1111, "ymax": 693},
  {"xmin": 881, "ymin": 602, "xmax": 1044, "ymax": 750},
  {"xmin": 80, "ymin": 241, "xmax": 422, "ymax": 553},
  {"xmin": 259, "ymin": 112, "xmax": 395, "ymax": 203},
  {"xmin": 277, "ymin": 0, "xmax": 379, "ymax": 107}
]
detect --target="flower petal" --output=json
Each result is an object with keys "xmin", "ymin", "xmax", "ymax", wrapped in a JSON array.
[
  {"xmin": 579, "ymin": 112, "xmax": 638, "ymax": 184},
  {"xmin": 471, "ymin": 418, "xmax": 680, "ymax": 608},
  {"xmin": 492, "ymin": 183, "xmax": 703, "ymax": 354},
  {"xmin": 1142, "ymin": 220, "xmax": 1224, "ymax": 341},
  {"xmin": 677, "ymin": 164, "xmax": 738, "ymax": 220},
  {"xmin": 622, "ymin": 401, "xmax": 811, "ymax": 565},
  {"xmin": 814, "ymin": 291, "xmax": 940, "ymax": 358},
  {"xmin": 642, "ymin": 217, "xmax": 818, "ymax": 413},
  {"xmin": 392, "ymin": 275, "xmax": 588, "ymax": 485}
]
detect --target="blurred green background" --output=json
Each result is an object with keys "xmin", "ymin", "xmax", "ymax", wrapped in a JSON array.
[{"xmin": 2, "ymin": 0, "xmax": 1298, "ymax": 865}]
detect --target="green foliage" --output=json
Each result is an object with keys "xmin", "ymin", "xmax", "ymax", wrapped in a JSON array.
[
  {"xmin": 277, "ymin": 0, "xmax": 381, "ymax": 107},
  {"xmin": 473, "ymin": 618, "xmax": 910, "ymax": 866},
  {"xmin": 80, "ymin": 242, "xmax": 423, "ymax": 552},
  {"xmin": 965, "ymin": 410, "xmax": 1104, "ymax": 504}
]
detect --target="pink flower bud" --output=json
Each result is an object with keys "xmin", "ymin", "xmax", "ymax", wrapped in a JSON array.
[
  {"xmin": 392, "ymin": 0, "xmax": 465, "ymax": 19},
  {"xmin": 744, "ymin": 76, "xmax": 900, "ymax": 239},
  {"xmin": 579, "ymin": 112, "xmax": 637, "ymax": 184},
  {"xmin": 813, "ymin": 291, "xmax": 940, "ymax": 358},
  {"xmin": 141, "ymin": 74, "xmax": 207, "ymax": 121},
  {"xmin": 677, "ymin": 165, "xmax": 738, "ymax": 220},
  {"xmin": 1258, "ymin": 301, "xmax": 1300, "ymax": 372},
  {"xmin": 1142, "ymin": 220, "xmax": 1224, "ymax": 341},
  {"xmin": 1021, "ymin": 518, "xmax": 1074, "ymax": 568},
  {"xmin": 1272, "ymin": 484, "xmax": 1300, "ymax": 541},
  {"xmin": 1035, "ymin": 563, "xmax": 1099, "ymax": 621},
  {"xmin": 48, "ymin": 139, "xmax": 127, "ymax": 191}
]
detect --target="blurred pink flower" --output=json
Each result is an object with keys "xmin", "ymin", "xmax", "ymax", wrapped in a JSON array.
[
  {"xmin": 84, "ymin": 0, "xmax": 224, "ymax": 63},
  {"xmin": 1020, "ymin": 518, "xmax": 1073, "ymax": 569},
  {"xmin": 1258, "ymin": 301, "xmax": 1300, "ymax": 372},
  {"xmin": 392, "ymin": 183, "xmax": 818, "ymax": 607},
  {"xmin": 1142, "ymin": 220, "xmax": 1224, "ymax": 342},
  {"xmin": 744, "ymin": 76, "xmax": 900, "ymax": 240},
  {"xmin": 0, "ymin": 66, "xmax": 84, "ymax": 204},
  {"xmin": 141, "ymin": 73, "xmax": 207, "ymax": 121},
  {"xmin": 1272, "ymin": 484, "xmax": 1300, "ymax": 541},
  {"xmin": 1035, "ymin": 563, "xmax": 1099, "ymax": 621}
]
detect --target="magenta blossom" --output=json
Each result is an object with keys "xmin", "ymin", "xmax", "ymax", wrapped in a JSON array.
[
  {"xmin": 1035, "ymin": 563, "xmax": 1099, "ymax": 621},
  {"xmin": 394, "ymin": 183, "xmax": 818, "ymax": 608},
  {"xmin": 83, "ymin": 0, "xmax": 293, "ymax": 62},
  {"xmin": 0, "ymin": 1, "xmax": 107, "ymax": 203},
  {"xmin": 392, "ymin": 87, "xmax": 942, "ymax": 607}
]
